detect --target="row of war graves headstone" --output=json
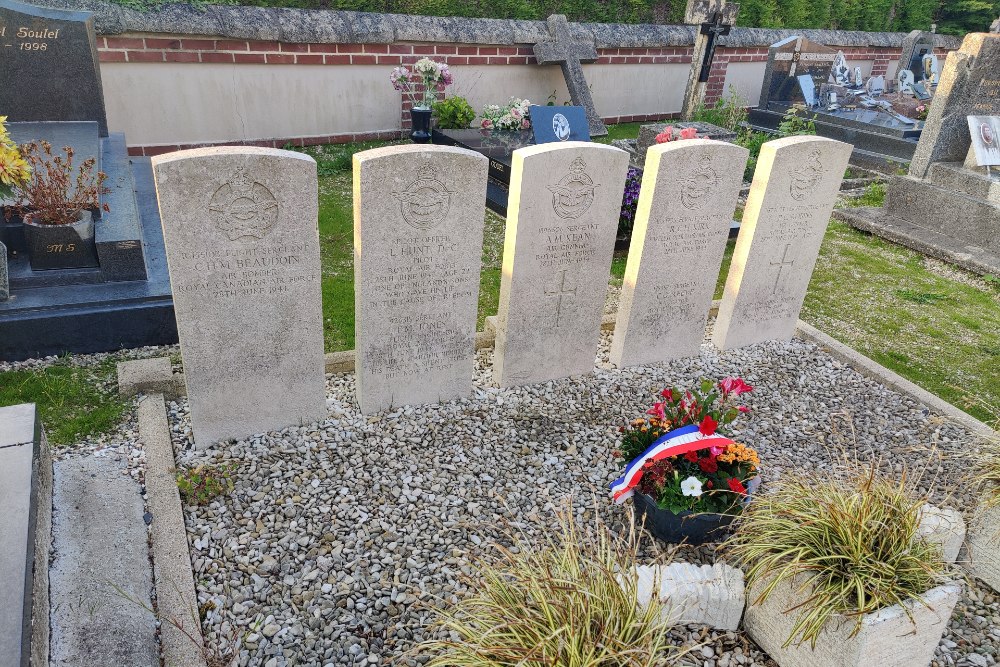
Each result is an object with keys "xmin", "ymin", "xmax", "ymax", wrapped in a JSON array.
[{"xmin": 152, "ymin": 135, "xmax": 851, "ymax": 447}]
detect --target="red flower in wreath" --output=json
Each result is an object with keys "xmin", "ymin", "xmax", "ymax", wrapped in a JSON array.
[
  {"xmin": 698, "ymin": 457, "xmax": 719, "ymax": 473},
  {"xmin": 719, "ymin": 377, "xmax": 754, "ymax": 396},
  {"xmin": 698, "ymin": 414, "xmax": 718, "ymax": 435},
  {"xmin": 684, "ymin": 451, "xmax": 699, "ymax": 463},
  {"xmin": 728, "ymin": 478, "xmax": 747, "ymax": 495}
]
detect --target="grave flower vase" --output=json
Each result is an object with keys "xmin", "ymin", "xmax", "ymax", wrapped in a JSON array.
[
  {"xmin": 634, "ymin": 476, "xmax": 761, "ymax": 545},
  {"xmin": 743, "ymin": 575, "xmax": 961, "ymax": 667},
  {"xmin": 22, "ymin": 209, "xmax": 100, "ymax": 271},
  {"xmin": 966, "ymin": 494, "xmax": 1000, "ymax": 593},
  {"xmin": 410, "ymin": 107, "xmax": 433, "ymax": 144}
]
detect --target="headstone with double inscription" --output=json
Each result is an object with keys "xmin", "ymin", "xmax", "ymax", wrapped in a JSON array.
[
  {"xmin": 713, "ymin": 136, "xmax": 851, "ymax": 350},
  {"xmin": 0, "ymin": 0, "xmax": 107, "ymax": 135},
  {"xmin": 757, "ymin": 36, "xmax": 837, "ymax": 110},
  {"xmin": 353, "ymin": 145, "xmax": 488, "ymax": 414},
  {"xmin": 152, "ymin": 147, "xmax": 326, "ymax": 447},
  {"xmin": 493, "ymin": 142, "xmax": 629, "ymax": 386},
  {"xmin": 610, "ymin": 139, "xmax": 748, "ymax": 367}
]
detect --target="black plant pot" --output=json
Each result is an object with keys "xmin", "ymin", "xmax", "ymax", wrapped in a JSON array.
[
  {"xmin": 0, "ymin": 215, "xmax": 26, "ymax": 254},
  {"xmin": 23, "ymin": 210, "xmax": 99, "ymax": 270},
  {"xmin": 633, "ymin": 492, "xmax": 736, "ymax": 545},
  {"xmin": 410, "ymin": 107, "xmax": 432, "ymax": 144}
]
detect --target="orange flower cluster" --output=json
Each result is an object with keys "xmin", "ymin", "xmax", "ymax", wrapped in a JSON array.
[{"xmin": 717, "ymin": 442, "xmax": 760, "ymax": 469}]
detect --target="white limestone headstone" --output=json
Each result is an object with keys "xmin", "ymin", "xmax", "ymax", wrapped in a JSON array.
[
  {"xmin": 493, "ymin": 142, "xmax": 629, "ymax": 387},
  {"xmin": 353, "ymin": 144, "xmax": 488, "ymax": 414},
  {"xmin": 610, "ymin": 139, "xmax": 748, "ymax": 367},
  {"xmin": 152, "ymin": 147, "xmax": 327, "ymax": 447},
  {"xmin": 713, "ymin": 136, "xmax": 852, "ymax": 350}
]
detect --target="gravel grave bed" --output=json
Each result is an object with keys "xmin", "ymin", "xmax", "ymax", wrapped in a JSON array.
[{"xmin": 173, "ymin": 332, "xmax": 999, "ymax": 667}]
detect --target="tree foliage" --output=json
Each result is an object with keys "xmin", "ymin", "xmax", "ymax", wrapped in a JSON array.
[{"xmin": 162, "ymin": 0, "xmax": 998, "ymax": 36}]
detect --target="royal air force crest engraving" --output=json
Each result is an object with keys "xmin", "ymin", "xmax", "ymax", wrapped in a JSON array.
[
  {"xmin": 680, "ymin": 155, "xmax": 719, "ymax": 210},
  {"xmin": 548, "ymin": 157, "xmax": 598, "ymax": 219},
  {"xmin": 209, "ymin": 167, "xmax": 280, "ymax": 241},
  {"xmin": 789, "ymin": 149, "xmax": 824, "ymax": 201},
  {"xmin": 392, "ymin": 164, "xmax": 454, "ymax": 230}
]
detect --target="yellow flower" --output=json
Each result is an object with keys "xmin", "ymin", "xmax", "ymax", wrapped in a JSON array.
[{"xmin": 0, "ymin": 144, "xmax": 31, "ymax": 187}]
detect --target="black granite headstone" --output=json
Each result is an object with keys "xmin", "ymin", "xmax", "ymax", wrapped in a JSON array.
[
  {"xmin": 0, "ymin": 0, "xmax": 108, "ymax": 136},
  {"xmin": 758, "ymin": 36, "xmax": 837, "ymax": 109},
  {"xmin": 898, "ymin": 31, "xmax": 936, "ymax": 82}
]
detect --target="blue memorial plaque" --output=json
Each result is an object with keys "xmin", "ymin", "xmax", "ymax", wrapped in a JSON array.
[{"xmin": 530, "ymin": 105, "xmax": 591, "ymax": 144}]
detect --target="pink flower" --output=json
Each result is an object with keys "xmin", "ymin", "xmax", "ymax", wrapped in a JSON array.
[
  {"xmin": 738, "ymin": 405, "xmax": 750, "ymax": 413},
  {"xmin": 654, "ymin": 127, "xmax": 674, "ymax": 143},
  {"xmin": 646, "ymin": 402, "xmax": 666, "ymax": 421},
  {"xmin": 661, "ymin": 388, "xmax": 673, "ymax": 400},
  {"xmin": 710, "ymin": 445, "xmax": 726, "ymax": 457},
  {"xmin": 481, "ymin": 119, "xmax": 494, "ymax": 129},
  {"xmin": 511, "ymin": 107, "xmax": 522, "ymax": 118},
  {"xmin": 679, "ymin": 127, "xmax": 698, "ymax": 140},
  {"xmin": 719, "ymin": 377, "xmax": 753, "ymax": 396},
  {"xmin": 521, "ymin": 118, "xmax": 531, "ymax": 129}
]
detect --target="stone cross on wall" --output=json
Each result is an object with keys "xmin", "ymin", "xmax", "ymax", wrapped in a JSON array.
[
  {"xmin": 681, "ymin": 0, "xmax": 739, "ymax": 120},
  {"xmin": 533, "ymin": 14, "xmax": 608, "ymax": 136}
]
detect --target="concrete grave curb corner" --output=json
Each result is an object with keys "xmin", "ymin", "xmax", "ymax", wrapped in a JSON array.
[{"xmin": 137, "ymin": 393, "xmax": 208, "ymax": 667}]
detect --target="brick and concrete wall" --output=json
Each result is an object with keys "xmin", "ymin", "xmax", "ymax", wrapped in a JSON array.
[{"xmin": 51, "ymin": 0, "xmax": 960, "ymax": 154}]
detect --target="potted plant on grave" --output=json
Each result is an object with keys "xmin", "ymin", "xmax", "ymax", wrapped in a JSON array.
[
  {"xmin": 390, "ymin": 58, "xmax": 454, "ymax": 144},
  {"xmin": 479, "ymin": 97, "xmax": 532, "ymax": 132},
  {"xmin": 7, "ymin": 140, "xmax": 109, "ymax": 270},
  {"xmin": 965, "ymin": 434, "xmax": 1000, "ymax": 593},
  {"xmin": 432, "ymin": 96, "xmax": 476, "ymax": 130},
  {"xmin": 0, "ymin": 116, "xmax": 33, "ymax": 251},
  {"xmin": 726, "ymin": 465, "xmax": 960, "ymax": 667},
  {"xmin": 610, "ymin": 377, "xmax": 760, "ymax": 544}
]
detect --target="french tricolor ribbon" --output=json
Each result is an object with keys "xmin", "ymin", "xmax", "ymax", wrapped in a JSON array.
[{"xmin": 609, "ymin": 424, "xmax": 737, "ymax": 504}]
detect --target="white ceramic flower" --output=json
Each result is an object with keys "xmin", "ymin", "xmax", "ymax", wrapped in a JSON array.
[{"xmin": 681, "ymin": 476, "xmax": 703, "ymax": 497}]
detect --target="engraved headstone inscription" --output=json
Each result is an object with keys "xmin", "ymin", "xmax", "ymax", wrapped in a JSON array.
[
  {"xmin": 0, "ymin": 0, "xmax": 108, "ymax": 135},
  {"xmin": 898, "ymin": 30, "xmax": 936, "ymax": 85},
  {"xmin": 758, "ymin": 36, "xmax": 837, "ymax": 109},
  {"xmin": 610, "ymin": 139, "xmax": 748, "ymax": 367},
  {"xmin": 832, "ymin": 51, "xmax": 851, "ymax": 86},
  {"xmin": 353, "ymin": 145, "xmax": 488, "ymax": 414},
  {"xmin": 152, "ymin": 147, "xmax": 326, "ymax": 447},
  {"xmin": 493, "ymin": 142, "xmax": 629, "ymax": 387},
  {"xmin": 713, "ymin": 136, "xmax": 851, "ymax": 350}
]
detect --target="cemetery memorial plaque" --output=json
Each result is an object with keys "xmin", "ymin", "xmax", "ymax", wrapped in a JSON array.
[
  {"xmin": 610, "ymin": 139, "xmax": 748, "ymax": 367},
  {"xmin": 530, "ymin": 105, "xmax": 590, "ymax": 143},
  {"xmin": 0, "ymin": 0, "xmax": 108, "ymax": 135},
  {"xmin": 431, "ymin": 128, "xmax": 534, "ymax": 215},
  {"xmin": 493, "ymin": 142, "xmax": 629, "ymax": 386},
  {"xmin": 713, "ymin": 136, "xmax": 852, "ymax": 350},
  {"xmin": 966, "ymin": 115, "xmax": 1000, "ymax": 166},
  {"xmin": 152, "ymin": 147, "xmax": 326, "ymax": 447},
  {"xmin": 353, "ymin": 145, "xmax": 488, "ymax": 414}
]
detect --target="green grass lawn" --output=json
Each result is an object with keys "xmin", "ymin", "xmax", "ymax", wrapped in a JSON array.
[{"xmin": 4, "ymin": 126, "xmax": 998, "ymax": 442}]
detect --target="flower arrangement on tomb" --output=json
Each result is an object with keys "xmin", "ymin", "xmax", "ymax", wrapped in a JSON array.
[
  {"xmin": 611, "ymin": 378, "xmax": 759, "ymax": 516},
  {"xmin": 390, "ymin": 58, "xmax": 454, "ymax": 110},
  {"xmin": 915, "ymin": 103, "xmax": 929, "ymax": 121},
  {"xmin": 7, "ymin": 140, "xmax": 109, "ymax": 225},
  {"xmin": 654, "ymin": 125, "xmax": 699, "ymax": 143},
  {"xmin": 0, "ymin": 116, "xmax": 31, "ymax": 201},
  {"xmin": 479, "ymin": 97, "xmax": 532, "ymax": 131}
]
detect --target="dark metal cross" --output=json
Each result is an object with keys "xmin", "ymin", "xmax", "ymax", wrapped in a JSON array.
[{"xmin": 698, "ymin": 11, "xmax": 733, "ymax": 83}]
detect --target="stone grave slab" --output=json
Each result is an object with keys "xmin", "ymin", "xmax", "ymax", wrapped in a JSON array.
[
  {"xmin": 493, "ymin": 142, "xmax": 629, "ymax": 386},
  {"xmin": 0, "ymin": 0, "xmax": 108, "ymax": 135},
  {"xmin": 431, "ymin": 128, "xmax": 534, "ymax": 216},
  {"xmin": 532, "ymin": 14, "xmax": 607, "ymax": 136},
  {"xmin": 353, "ymin": 144, "xmax": 488, "ymax": 414},
  {"xmin": 610, "ymin": 139, "xmax": 747, "ymax": 367},
  {"xmin": 152, "ymin": 146, "xmax": 326, "ymax": 447},
  {"xmin": 713, "ymin": 136, "xmax": 851, "ymax": 350}
]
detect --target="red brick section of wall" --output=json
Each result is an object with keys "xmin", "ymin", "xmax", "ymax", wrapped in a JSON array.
[{"xmin": 98, "ymin": 36, "xmax": 933, "ymax": 153}]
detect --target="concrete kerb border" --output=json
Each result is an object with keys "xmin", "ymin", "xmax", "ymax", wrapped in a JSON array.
[{"xmin": 137, "ymin": 393, "xmax": 208, "ymax": 667}]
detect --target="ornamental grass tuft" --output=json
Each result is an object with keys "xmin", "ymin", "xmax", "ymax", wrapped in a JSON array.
[
  {"xmin": 726, "ymin": 464, "xmax": 949, "ymax": 648},
  {"xmin": 419, "ymin": 506, "xmax": 686, "ymax": 667},
  {"xmin": 974, "ymin": 435, "xmax": 1000, "ymax": 508}
]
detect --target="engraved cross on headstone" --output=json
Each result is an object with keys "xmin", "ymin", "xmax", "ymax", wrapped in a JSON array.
[
  {"xmin": 681, "ymin": 0, "xmax": 739, "ymax": 120},
  {"xmin": 544, "ymin": 269, "xmax": 577, "ymax": 326},
  {"xmin": 532, "ymin": 14, "xmax": 608, "ymax": 136},
  {"xmin": 769, "ymin": 243, "xmax": 795, "ymax": 294}
]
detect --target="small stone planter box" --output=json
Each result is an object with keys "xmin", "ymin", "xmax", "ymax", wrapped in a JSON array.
[
  {"xmin": 744, "ymin": 576, "xmax": 961, "ymax": 667},
  {"xmin": 966, "ymin": 499, "xmax": 1000, "ymax": 593}
]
